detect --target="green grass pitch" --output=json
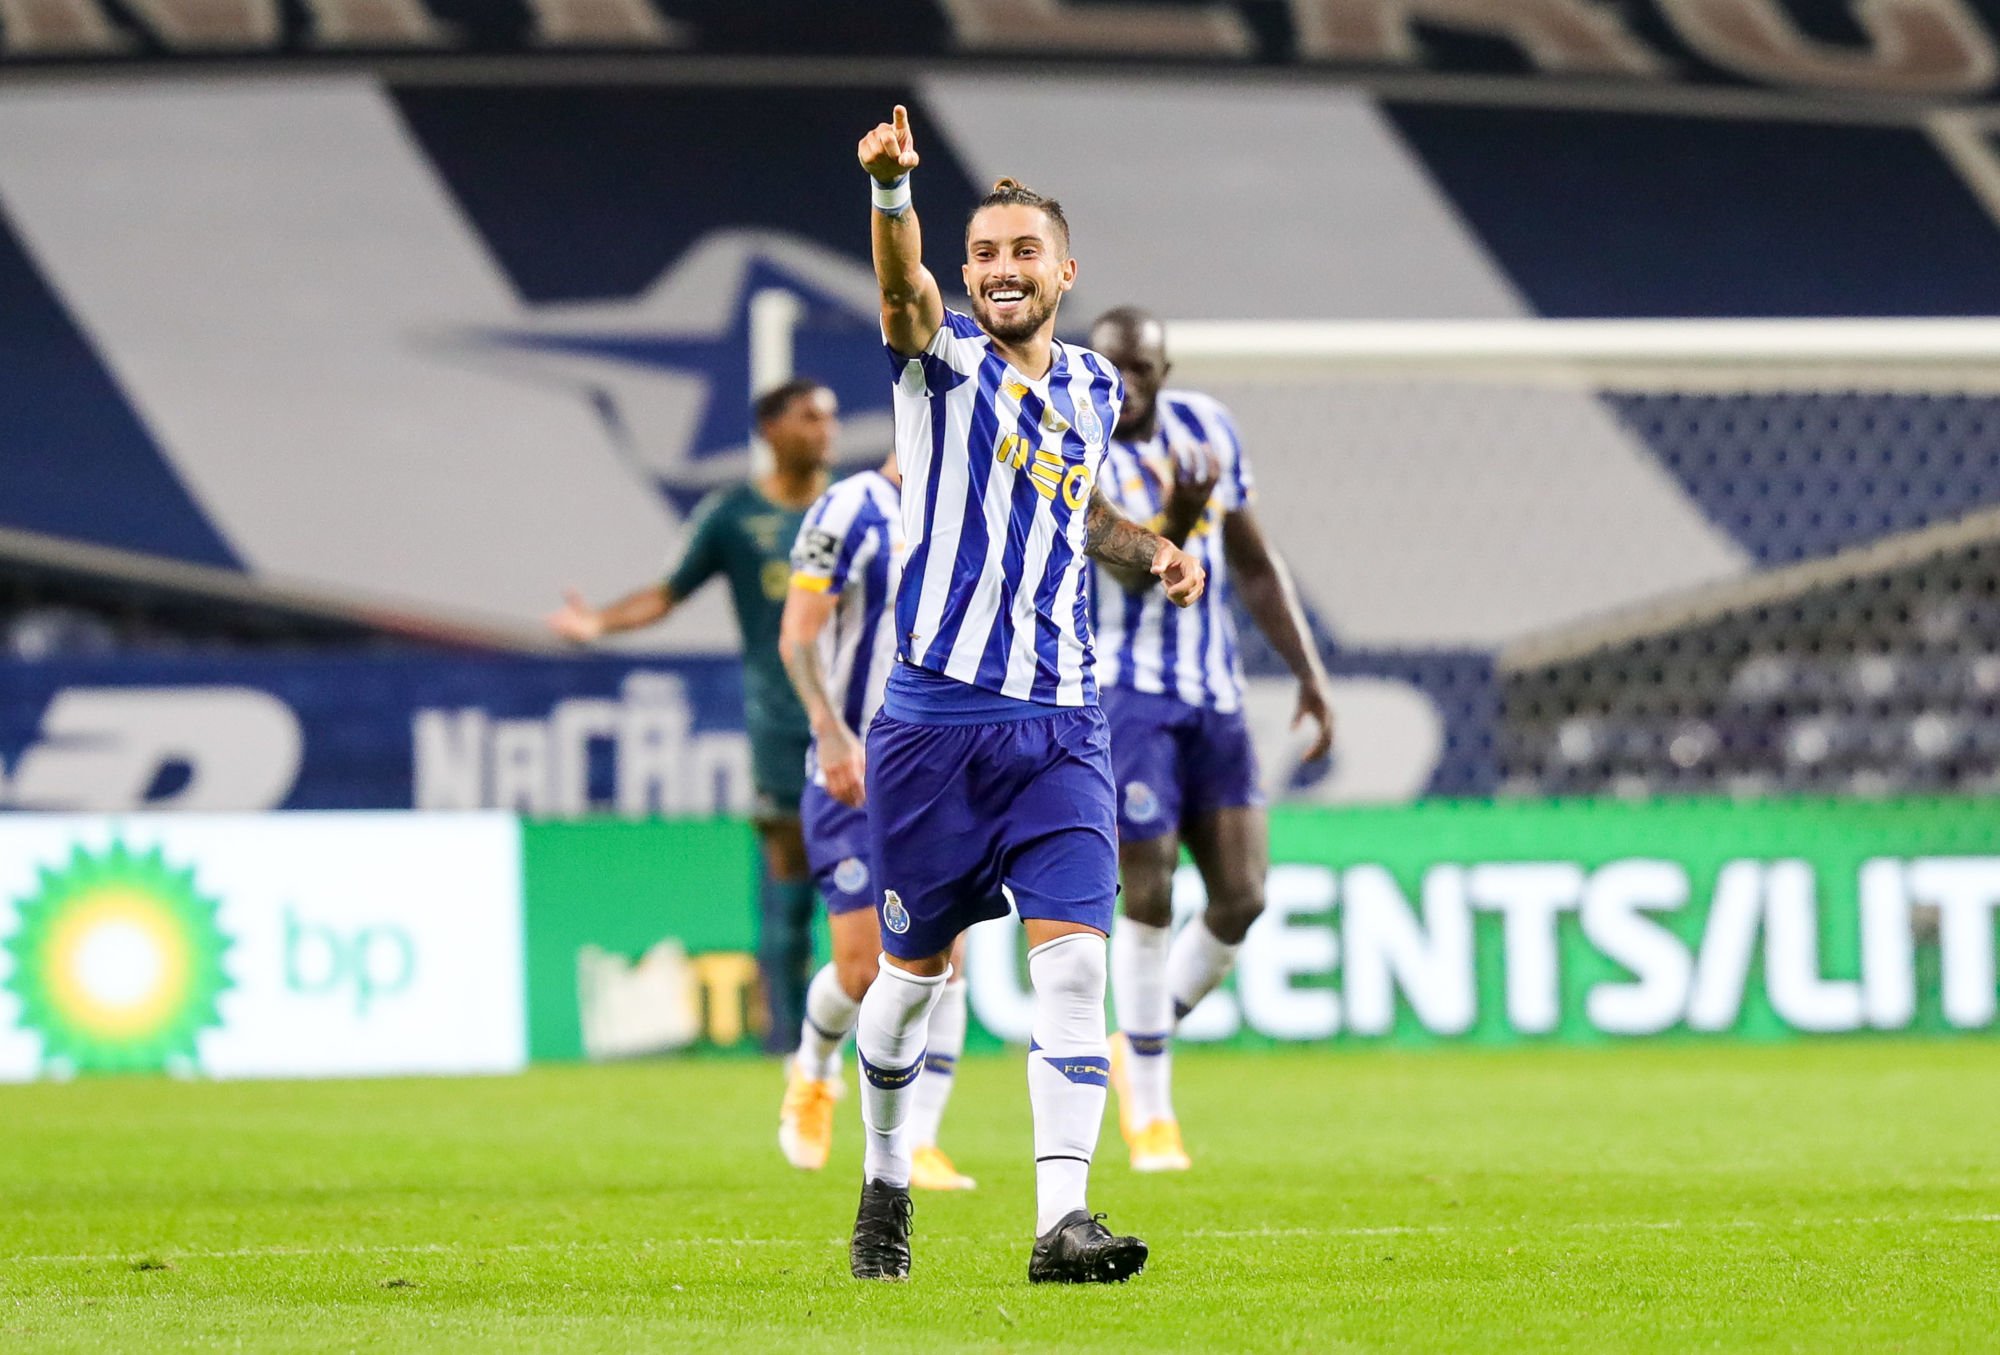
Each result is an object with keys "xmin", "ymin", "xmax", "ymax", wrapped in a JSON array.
[{"xmin": 4, "ymin": 1040, "xmax": 2000, "ymax": 1352}]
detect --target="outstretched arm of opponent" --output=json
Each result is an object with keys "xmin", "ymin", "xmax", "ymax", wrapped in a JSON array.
[
  {"xmin": 1225, "ymin": 508, "xmax": 1334, "ymax": 761},
  {"xmin": 546, "ymin": 583, "xmax": 677, "ymax": 643},
  {"xmin": 1086, "ymin": 486, "xmax": 1204, "ymax": 608},
  {"xmin": 552, "ymin": 495, "xmax": 725, "ymax": 641},
  {"xmin": 779, "ymin": 587, "xmax": 866, "ymax": 808},
  {"xmin": 859, "ymin": 105, "xmax": 944, "ymax": 357}
]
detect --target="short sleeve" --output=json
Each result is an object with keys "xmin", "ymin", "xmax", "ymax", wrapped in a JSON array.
[
  {"xmin": 885, "ymin": 310, "xmax": 983, "ymax": 392},
  {"xmin": 664, "ymin": 491, "xmax": 727, "ymax": 600},
  {"xmin": 1099, "ymin": 445, "xmax": 1143, "ymax": 516},
  {"xmin": 789, "ymin": 488, "xmax": 872, "ymax": 596}
]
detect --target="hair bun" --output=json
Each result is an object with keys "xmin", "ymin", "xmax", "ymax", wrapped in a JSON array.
[{"xmin": 992, "ymin": 176, "xmax": 1023, "ymax": 194}]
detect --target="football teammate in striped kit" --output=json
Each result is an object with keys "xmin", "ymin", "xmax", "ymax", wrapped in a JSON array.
[
  {"xmin": 1090, "ymin": 307, "xmax": 1335, "ymax": 1172},
  {"xmin": 775, "ymin": 455, "xmax": 975, "ymax": 1194},
  {"xmin": 847, "ymin": 106, "xmax": 1205, "ymax": 1285}
]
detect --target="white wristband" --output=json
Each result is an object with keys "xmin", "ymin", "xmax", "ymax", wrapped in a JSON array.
[{"xmin": 872, "ymin": 173, "xmax": 911, "ymax": 216}]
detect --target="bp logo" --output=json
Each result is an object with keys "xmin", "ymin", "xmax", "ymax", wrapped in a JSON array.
[{"xmin": 3, "ymin": 842, "xmax": 234, "ymax": 1075}]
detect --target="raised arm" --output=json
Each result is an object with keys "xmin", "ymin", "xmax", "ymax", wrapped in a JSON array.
[
  {"xmin": 778, "ymin": 586, "xmax": 866, "ymax": 808},
  {"xmin": 1085, "ymin": 485, "xmax": 1205, "ymax": 609},
  {"xmin": 858, "ymin": 105, "xmax": 944, "ymax": 358},
  {"xmin": 1223, "ymin": 507, "xmax": 1333, "ymax": 761}
]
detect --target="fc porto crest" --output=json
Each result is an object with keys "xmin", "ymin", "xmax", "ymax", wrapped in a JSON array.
[
  {"xmin": 882, "ymin": 889, "xmax": 911, "ymax": 934},
  {"xmin": 833, "ymin": 856, "xmax": 870, "ymax": 896},
  {"xmin": 1075, "ymin": 399, "xmax": 1103, "ymax": 446}
]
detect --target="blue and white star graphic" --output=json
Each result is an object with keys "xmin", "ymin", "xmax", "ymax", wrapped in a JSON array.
[{"xmin": 443, "ymin": 231, "xmax": 895, "ymax": 515}]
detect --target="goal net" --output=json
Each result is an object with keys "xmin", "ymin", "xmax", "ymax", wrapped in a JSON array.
[{"xmin": 1164, "ymin": 319, "xmax": 2000, "ymax": 801}]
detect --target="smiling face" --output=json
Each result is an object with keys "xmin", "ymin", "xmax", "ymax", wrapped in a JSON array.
[{"xmin": 962, "ymin": 203, "xmax": 1076, "ymax": 345}]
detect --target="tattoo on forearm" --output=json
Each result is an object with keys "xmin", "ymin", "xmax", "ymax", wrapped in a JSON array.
[
  {"xmin": 782, "ymin": 638, "xmax": 835, "ymax": 726},
  {"xmin": 1085, "ymin": 489, "xmax": 1163, "ymax": 572}
]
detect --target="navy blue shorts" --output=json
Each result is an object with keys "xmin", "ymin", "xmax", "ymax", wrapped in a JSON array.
[
  {"xmin": 866, "ymin": 704, "xmax": 1119, "ymax": 960},
  {"xmin": 1102, "ymin": 686, "xmax": 1264, "ymax": 842},
  {"xmin": 800, "ymin": 782, "xmax": 876, "ymax": 916}
]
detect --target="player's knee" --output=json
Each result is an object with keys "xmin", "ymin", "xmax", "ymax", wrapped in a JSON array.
[
  {"xmin": 1120, "ymin": 860, "xmax": 1175, "ymax": 928},
  {"xmin": 1206, "ymin": 881, "xmax": 1265, "ymax": 945},
  {"xmin": 758, "ymin": 824, "xmax": 809, "ymax": 881},
  {"xmin": 834, "ymin": 951, "xmax": 877, "ymax": 1002},
  {"xmin": 1028, "ymin": 932, "xmax": 1107, "ymax": 1009},
  {"xmin": 830, "ymin": 915, "xmax": 880, "ymax": 999}
]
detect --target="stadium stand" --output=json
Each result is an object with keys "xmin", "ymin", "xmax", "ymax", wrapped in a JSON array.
[{"xmin": 1504, "ymin": 488, "xmax": 2000, "ymax": 798}]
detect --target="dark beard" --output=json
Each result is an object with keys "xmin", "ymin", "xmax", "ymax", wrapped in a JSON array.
[{"xmin": 973, "ymin": 291, "xmax": 1059, "ymax": 344}]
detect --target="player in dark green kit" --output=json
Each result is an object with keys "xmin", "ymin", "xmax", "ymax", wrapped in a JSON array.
[{"xmin": 548, "ymin": 378, "xmax": 836, "ymax": 1053}]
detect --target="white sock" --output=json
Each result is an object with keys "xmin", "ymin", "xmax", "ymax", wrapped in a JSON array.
[
  {"xmin": 905, "ymin": 977, "xmax": 966, "ymax": 1150},
  {"xmin": 796, "ymin": 963, "xmax": 860, "ymax": 1083},
  {"xmin": 856, "ymin": 958, "xmax": 947, "ymax": 1189},
  {"xmin": 1110, "ymin": 917, "xmax": 1174, "ymax": 1126},
  {"xmin": 1168, "ymin": 917, "xmax": 1241, "ymax": 1022},
  {"xmin": 1026, "ymin": 933, "xmax": 1109, "ymax": 1235}
]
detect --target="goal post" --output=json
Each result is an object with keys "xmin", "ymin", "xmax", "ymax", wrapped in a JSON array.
[{"xmin": 1165, "ymin": 317, "xmax": 2000, "ymax": 374}]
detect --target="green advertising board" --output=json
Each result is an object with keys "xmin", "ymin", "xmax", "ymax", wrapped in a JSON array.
[
  {"xmin": 520, "ymin": 818, "xmax": 759, "ymax": 1060},
  {"xmin": 519, "ymin": 799, "xmax": 2000, "ymax": 1059},
  {"xmin": 1239, "ymin": 796, "xmax": 2000, "ymax": 1046}
]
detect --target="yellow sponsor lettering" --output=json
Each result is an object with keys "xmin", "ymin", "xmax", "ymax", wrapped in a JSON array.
[
  {"xmin": 1062, "ymin": 464, "xmax": 1091, "ymax": 509},
  {"xmin": 995, "ymin": 433, "xmax": 1030, "ymax": 470},
  {"xmin": 997, "ymin": 436, "xmax": 1094, "ymax": 509},
  {"xmin": 691, "ymin": 951, "xmax": 761, "ymax": 1046},
  {"xmin": 1028, "ymin": 448, "xmax": 1064, "ymax": 500}
]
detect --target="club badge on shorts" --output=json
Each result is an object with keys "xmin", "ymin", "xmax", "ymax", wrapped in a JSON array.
[
  {"xmin": 882, "ymin": 889, "xmax": 911, "ymax": 934},
  {"xmin": 1124, "ymin": 781, "xmax": 1160, "ymax": 825},
  {"xmin": 834, "ymin": 856, "xmax": 870, "ymax": 896}
]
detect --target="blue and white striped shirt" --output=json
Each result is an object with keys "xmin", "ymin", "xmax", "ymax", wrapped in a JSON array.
[
  {"xmin": 790, "ymin": 469, "xmax": 903, "ymax": 783},
  {"xmin": 1095, "ymin": 390, "xmax": 1255, "ymax": 713},
  {"xmin": 888, "ymin": 310, "xmax": 1124, "ymax": 707}
]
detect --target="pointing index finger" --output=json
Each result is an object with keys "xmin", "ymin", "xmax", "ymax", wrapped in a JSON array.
[{"xmin": 892, "ymin": 104, "xmax": 911, "ymax": 147}]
